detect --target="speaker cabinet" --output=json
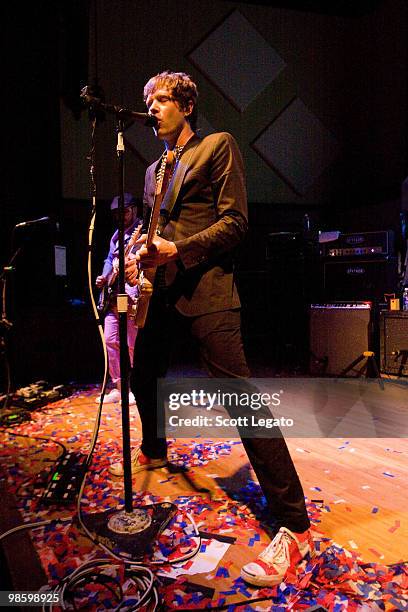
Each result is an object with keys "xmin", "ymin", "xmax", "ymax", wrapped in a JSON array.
[
  {"xmin": 323, "ymin": 258, "xmax": 397, "ymax": 300},
  {"xmin": 310, "ymin": 303, "xmax": 372, "ymax": 375},
  {"xmin": 380, "ymin": 311, "xmax": 408, "ymax": 376}
]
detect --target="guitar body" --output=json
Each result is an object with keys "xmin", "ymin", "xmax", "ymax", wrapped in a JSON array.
[
  {"xmin": 133, "ymin": 269, "xmax": 155, "ymax": 327},
  {"xmin": 97, "ymin": 281, "xmax": 139, "ymax": 316},
  {"xmin": 97, "ymin": 285, "xmax": 113, "ymax": 315}
]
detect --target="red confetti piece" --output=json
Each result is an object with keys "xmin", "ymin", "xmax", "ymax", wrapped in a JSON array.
[{"xmin": 388, "ymin": 519, "xmax": 401, "ymax": 533}]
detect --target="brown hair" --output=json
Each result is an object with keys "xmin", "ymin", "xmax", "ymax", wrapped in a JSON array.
[{"xmin": 143, "ymin": 71, "xmax": 198, "ymax": 131}]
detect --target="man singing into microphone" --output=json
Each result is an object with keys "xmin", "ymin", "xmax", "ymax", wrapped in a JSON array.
[{"xmin": 108, "ymin": 71, "xmax": 313, "ymax": 587}]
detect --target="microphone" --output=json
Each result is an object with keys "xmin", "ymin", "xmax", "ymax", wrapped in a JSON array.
[
  {"xmin": 15, "ymin": 216, "xmax": 50, "ymax": 229},
  {"xmin": 80, "ymin": 87, "xmax": 157, "ymax": 127}
]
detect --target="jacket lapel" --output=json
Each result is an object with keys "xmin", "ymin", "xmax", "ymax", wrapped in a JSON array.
[{"xmin": 160, "ymin": 135, "xmax": 201, "ymax": 218}]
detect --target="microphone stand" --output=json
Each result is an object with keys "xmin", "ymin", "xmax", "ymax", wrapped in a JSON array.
[
  {"xmin": 0, "ymin": 248, "xmax": 21, "ymax": 410},
  {"xmin": 116, "ymin": 118, "xmax": 133, "ymax": 512},
  {"xmin": 82, "ymin": 88, "xmax": 143, "ymax": 523},
  {"xmin": 105, "ymin": 118, "xmax": 151, "ymax": 535},
  {"xmin": 83, "ymin": 92, "xmax": 176, "ymax": 559}
]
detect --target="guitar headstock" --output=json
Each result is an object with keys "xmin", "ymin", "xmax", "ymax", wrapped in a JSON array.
[
  {"xmin": 155, "ymin": 149, "xmax": 175, "ymax": 196},
  {"xmin": 124, "ymin": 222, "xmax": 143, "ymax": 256}
]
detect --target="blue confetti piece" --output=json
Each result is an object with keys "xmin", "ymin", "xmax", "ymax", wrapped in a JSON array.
[
  {"xmin": 390, "ymin": 596, "xmax": 407, "ymax": 608},
  {"xmin": 238, "ymin": 586, "xmax": 252, "ymax": 598},
  {"xmin": 122, "ymin": 597, "xmax": 139, "ymax": 607},
  {"xmin": 371, "ymin": 506, "xmax": 379, "ymax": 514},
  {"xmin": 191, "ymin": 592, "xmax": 203, "ymax": 603}
]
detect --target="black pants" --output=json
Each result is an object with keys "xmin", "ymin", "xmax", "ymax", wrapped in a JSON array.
[{"xmin": 131, "ymin": 292, "xmax": 310, "ymax": 533}]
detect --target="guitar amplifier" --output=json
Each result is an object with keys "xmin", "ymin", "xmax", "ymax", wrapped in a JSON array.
[
  {"xmin": 310, "ymin": 303, "xmax": 373, "ymax": 375},
  {"xmin": 323, "ymin": 257, "xmax": 398, "ymax": 300},
  {"xmin": 380, "ymin": 311, "xmax": 408, "ymax": 376},
  {"xmin": 322, "ymin": 230, "xmax": 394, "ymax": 258}
]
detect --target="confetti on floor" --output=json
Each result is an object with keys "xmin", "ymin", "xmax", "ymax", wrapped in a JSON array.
[{"xmin": 0, "ymin": 386, "xmax": 407, "ymax": 611}]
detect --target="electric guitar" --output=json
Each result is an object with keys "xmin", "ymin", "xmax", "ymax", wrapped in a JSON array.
[
  {"xmin": 97, "ymin": 223, "xmax": 142, "ymax": 315},
  {"xmin": 134, "ymin": 149, "xmax": 175, "ymax": 327}
]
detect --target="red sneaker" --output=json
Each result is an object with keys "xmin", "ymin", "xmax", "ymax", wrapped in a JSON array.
[{"xmin": 241, "ymin": 527, "xmax": 314, "ymax": 587}]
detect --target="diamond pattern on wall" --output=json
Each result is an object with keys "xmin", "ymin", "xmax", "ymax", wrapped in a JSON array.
[
  {"xmin": 189, "ymin": 10, "xmax": 286, "ymax": 111},
  {"xmin": 252, "ymin": 97, "xmax": 339, "ymax": 194}
]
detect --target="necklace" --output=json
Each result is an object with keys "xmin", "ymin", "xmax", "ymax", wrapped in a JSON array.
[
  {"xmin": 156, "ymin": 145, "xmax": 185, "ymax": 186},
  {"xmin": 173, "ymin": 144, "xmax": 185, "ymax": 161}
]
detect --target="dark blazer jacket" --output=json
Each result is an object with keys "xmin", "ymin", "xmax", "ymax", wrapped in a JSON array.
[{"xmin": 143, "ymin": 132, "xmax": 248, "ymax": 316}]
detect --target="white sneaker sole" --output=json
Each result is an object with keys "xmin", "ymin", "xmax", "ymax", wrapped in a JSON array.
[{"xmin": 240, "ymin": 542, "xmax": 315, "ymax": 587}]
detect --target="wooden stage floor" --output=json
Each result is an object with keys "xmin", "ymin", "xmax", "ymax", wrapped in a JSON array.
[{"xmin": 0, "ymin": 385, "xmax": 407, "ymax": 610}]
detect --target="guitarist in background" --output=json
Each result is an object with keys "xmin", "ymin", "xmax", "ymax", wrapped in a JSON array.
[
  {"xmin": 95, "ymin": 193, "xmax": 141, "ymax": 405},
  {"xmin": 109, "ymin": 71, "xmax": 313, "ymax": 588}
]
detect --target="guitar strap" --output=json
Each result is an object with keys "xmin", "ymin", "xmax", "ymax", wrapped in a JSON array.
[{"xmin": 158, "ymin": 136, "xmax": 200, "ymax": 235}]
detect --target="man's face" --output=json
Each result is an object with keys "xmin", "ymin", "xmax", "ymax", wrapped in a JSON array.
[
  {"xmin": 113, "ymin": 206, "xmax": 136, "ymax": 230},
  {"xmin": 146, "ymin": 87, "xmax": 190, "ymax": 142}
]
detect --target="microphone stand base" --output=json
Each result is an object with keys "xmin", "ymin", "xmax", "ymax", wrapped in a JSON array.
[
  {"xmin": 108, "ymin": 508, "xmax": 152, "ymax": 534},
  {"xmin": 82, "ymin": 503, "xmax": 178, "ymax": 560}
]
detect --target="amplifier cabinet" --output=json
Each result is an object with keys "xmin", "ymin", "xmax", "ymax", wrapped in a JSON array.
[
  {"xmin": 380, "ymin": 311, "xmax": 408, "ymax": 376},
  {"xmin": 323, "ymin": 258, "xmax": 398, "ymax": 300},
  {"xmin": 310, "ymin": 303, "xmax": 372, "ymax": 375}
]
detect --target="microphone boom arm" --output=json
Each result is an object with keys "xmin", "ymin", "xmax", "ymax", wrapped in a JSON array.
[{"xmin": 80, "ymin": 87, "xmax": 157, "ymax": 127}]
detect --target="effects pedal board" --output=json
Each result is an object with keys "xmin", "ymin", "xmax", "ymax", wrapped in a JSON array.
[
  {"xmin": 0, "ymin": 406, "xmax": 31, "ymax": 427},
  {"xmin": 13, "ymin": 380, "xmax": 72, "ymax": 410},
  {"xmin": 42, "ymin": 451, "xmax": 87, "ymax": 505}
]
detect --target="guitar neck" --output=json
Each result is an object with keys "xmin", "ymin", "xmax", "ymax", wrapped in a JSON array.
[
  {"xmin": 146, "ymin": 149, "xmax": 174, "ymax": 246},
  {"xmin": 125, "ymin": 223, "xmax": 142, "ymax": 257},
  {"xmin": 105, "ymin": 223, "xmax": 142, "ymax": 287},
  {"xmin": 133, "ymin": 150, "xmax": 175, "ymax": 329}
]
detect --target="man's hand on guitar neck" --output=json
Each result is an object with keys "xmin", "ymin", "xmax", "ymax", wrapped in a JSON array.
[
  {"xmin": 125, "ymin": 233, "xmax": 179, "ymax": 285},
  {"xmin": 96, "ymin": 275, "xmax": 108, "ymax": 288}
]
